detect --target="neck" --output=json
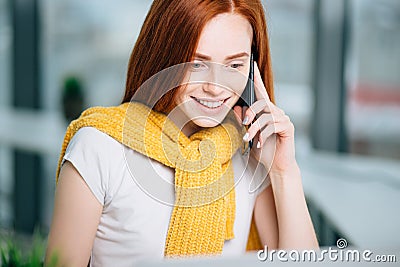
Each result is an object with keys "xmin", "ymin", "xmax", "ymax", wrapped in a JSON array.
[
  {"xmin": 167, "ymin": 107, "xmax": 202, "ymax": 138},
  {"xmin": 181, "ymin": 121, "xmax": 202, "ymax": 137}
]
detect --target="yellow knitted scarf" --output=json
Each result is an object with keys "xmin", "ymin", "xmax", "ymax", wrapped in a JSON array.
[{"xmin": 55, "ymin": 101, "xmax": 262, "ymax": 257}]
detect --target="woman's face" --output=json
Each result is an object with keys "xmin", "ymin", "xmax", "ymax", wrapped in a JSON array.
[{"xmin": 174, "ymin": 13, "xmax": 253, "ymax": 135}]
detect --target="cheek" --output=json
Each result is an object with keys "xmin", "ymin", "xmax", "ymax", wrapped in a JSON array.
[
  {"xmin": 226, "ymin": 79, "xmax": 248, "ymax": 98},
  {"xmin": 174, "ymin": 92, "xmax": 182, "ymax": 105},
  {"xmin": 174, "ymin": 88, "xmax": 186, "ymax": 105},
  {"xmin": 181, "ymin": 85, "xmax": 197, "ymax": 96},
  {"xmin": 222, "ymin": 68, "xmax": 250, "ymax": 96},
  {"xmin": 174, "ymin": 85, "xmax": 193, "ymax": 105}
]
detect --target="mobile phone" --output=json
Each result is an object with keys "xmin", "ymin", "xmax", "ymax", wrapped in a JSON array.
[
  {"xmin": 237, "ymin": 53, "xmax": 255, "ymax": 154},
  {"xmin": 239, "ymin": 53, "xmax": 255, "ymax": 108}
]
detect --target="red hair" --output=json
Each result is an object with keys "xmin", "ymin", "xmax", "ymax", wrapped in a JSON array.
[{"xmin": 122, "ymin": 0, "xmax": 275, "ymax": 113}]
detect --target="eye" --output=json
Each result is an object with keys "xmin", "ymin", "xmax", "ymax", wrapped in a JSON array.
[
  {"xmin": 225, "ymin": 61, "xmax": 244, "ymax": 72},
  {"xmin": 230, "ymin": 63, "xmax": 244, "ymax": 69},
  {"xmin": 192, "ymin": 63, "xmax": 202, "ymax": 69},
  {"xmin": 190, "ymin": 60, "xmax": 208, "ymax": 71}
]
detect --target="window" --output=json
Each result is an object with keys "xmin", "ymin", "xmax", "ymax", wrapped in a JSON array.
[
  {"xmin": 0, "ymin": 0, "xmax": 11, "ymax": 107},
  {"xmin": 40, "ymin": 0, "xmax": 155, "ymax": 229},
  {"xmin": 0, "ymin": 0, "xmax": 13, "ymax": 228},
  {"xmin": 262, "ymin": 0, "xmax": 316, "ymax": 152},
  {"xmin": 40, "ymin": 0, "xmax": 153, "ymax": 111},
  {"xmin": 346, "ymin": 0, "xmax": 400, "ymax": 159}
]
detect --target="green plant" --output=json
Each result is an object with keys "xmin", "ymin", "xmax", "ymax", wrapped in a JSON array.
[
  {"xmin": 61, "ymin": 76, "xmax": 85, "ymax": 122},
  {"xmin": 0, "ymin": 229, "xmax": 58, "ymax": 267}
]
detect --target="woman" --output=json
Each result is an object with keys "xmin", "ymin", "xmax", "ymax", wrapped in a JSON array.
[{"xmin": 45, "ymin": 0, "xmax": 318, "ymax": 266}]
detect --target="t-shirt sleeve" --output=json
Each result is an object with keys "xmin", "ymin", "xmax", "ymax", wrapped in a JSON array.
[{"xmin": 60, "ymin": 127, "xmax": 111, "ymax": 206}]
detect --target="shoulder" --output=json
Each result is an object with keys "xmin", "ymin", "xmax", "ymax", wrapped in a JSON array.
[
  {"xmin": 64, "ymin": 126, "xmax": 127, "ymax": 178},
  {"xmin": 62, "ymin": 127, "xmax": 127, "ymax": 205},
  {"xmin": 65, "ymin": 127, "xmax": 126, "ymax": 162},
  {"xmin": 69, "ymin": 127, "xmax": 123, "ymax": 150}
]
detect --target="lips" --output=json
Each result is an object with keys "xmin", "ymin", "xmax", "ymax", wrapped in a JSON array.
[
  {"xmin": 191, "ymin": 96, "xmax": 229, "ymax": 109},
  {"xmin": 195, "ymin": 98, "xmax": 224, "ymax": 108}
]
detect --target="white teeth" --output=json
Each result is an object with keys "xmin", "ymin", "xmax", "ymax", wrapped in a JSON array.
[{"xmin": 195, "ymin": 98, "xmax": 224, "ymax": 108}]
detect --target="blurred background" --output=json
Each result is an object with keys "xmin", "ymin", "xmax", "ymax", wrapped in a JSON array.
[{"xmin": 0, "ymin": 0, "xmax": 399, "ymax": 251}]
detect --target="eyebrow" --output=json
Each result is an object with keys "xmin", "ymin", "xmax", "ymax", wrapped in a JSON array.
[{"xmin": 194, "ymin": 52, "xmax": 249, "ymax": 61}]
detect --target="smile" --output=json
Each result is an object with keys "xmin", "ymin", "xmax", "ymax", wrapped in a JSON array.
[{"xmin": 192, "ymin": 97, "xmax": 228, "ymax": 109}]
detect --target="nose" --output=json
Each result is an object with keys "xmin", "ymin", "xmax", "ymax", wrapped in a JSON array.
[
  {"xmin": 203, "ymin": 82, "xmax": 226, "ymax": 95},
  {"xmin": 202, "ymin": 67, "xmax": 225, "ymax": 95}
]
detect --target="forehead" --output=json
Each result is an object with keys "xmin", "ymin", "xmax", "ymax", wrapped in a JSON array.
[{"xmin": 196, "ymin": 13, "xmax": 253, "ymax": 58}]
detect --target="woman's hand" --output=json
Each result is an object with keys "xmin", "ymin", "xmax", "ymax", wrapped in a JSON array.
[
  {"xmin": 234, "ymin": 63, "xmax": 319, "ymax": 249},
  {"xmin": 233, "ymin": 63, "xmax": 297, "ymax": 175}
]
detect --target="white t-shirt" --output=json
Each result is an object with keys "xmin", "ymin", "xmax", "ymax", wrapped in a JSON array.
[{"xmin": 61, "ymin": 127, "xmax": 270, "ymax": 267}]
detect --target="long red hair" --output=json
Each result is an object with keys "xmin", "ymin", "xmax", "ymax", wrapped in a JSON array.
[{"xmin": 122, "ymin": 0, "xmax": 275, "ymax": 113}]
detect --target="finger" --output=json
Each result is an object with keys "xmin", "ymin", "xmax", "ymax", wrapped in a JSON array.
[
  {"xmin": 258, "ymin": 120, "xmax": 294, "ymax": 148},
  {"xmin": 233, "ymin": 105, "xmax": 243, "ymax": 125},
  {"xmin": 242, "ymin": 99, "xmax": 274, "ymax": 125},
  {"xmin": 244, "ymin": 113, "xmax": 289, "ymax": 140},
  {"xmin": 273, "ymin": 105, "xmax": 286, "ymax": 116},
  {"xmin": 243, "ymin": 113, "xmax": 274, "ymax": 141},
  {"xmin": 258, "ymin": 124, "xmax": 276, "ymax": 149},
  {"xmin": 253, "ymin": 63, "xmax": 271, "ymax": 101},
  {"xmin": 252, "ymin": 131, "xmax": 261, "ymax": 149}
]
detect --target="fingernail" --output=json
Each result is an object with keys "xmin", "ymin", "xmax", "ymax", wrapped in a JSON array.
[
  {"xmin": 243, "ymin": 133, "xmax": 249, "ymax": 141},
  {"xmin": 242, "ymin": 116, "xmax": 249, "ymax": 125},
  {"xmin": 257, "ymin": 141, "xmax": 261, "ymax": 149}
]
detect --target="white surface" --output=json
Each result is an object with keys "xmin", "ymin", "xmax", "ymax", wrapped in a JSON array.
[
  {"xmin": 135, "ymin": 249, "xmax": 400, "ymax": 266},
  {"xmin": 299, "ymin": 150, "xmax": 400, "ymax": 248}
]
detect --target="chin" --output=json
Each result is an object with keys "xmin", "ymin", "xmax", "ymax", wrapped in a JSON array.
[{"xmin": 191, "ymin": 118, "xmax": 222, "ymax": 128}]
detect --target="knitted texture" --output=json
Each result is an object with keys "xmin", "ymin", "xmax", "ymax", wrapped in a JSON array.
[{"xmin": 55, "ymin": 101, "xmax": 262, "ymax": 256}]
